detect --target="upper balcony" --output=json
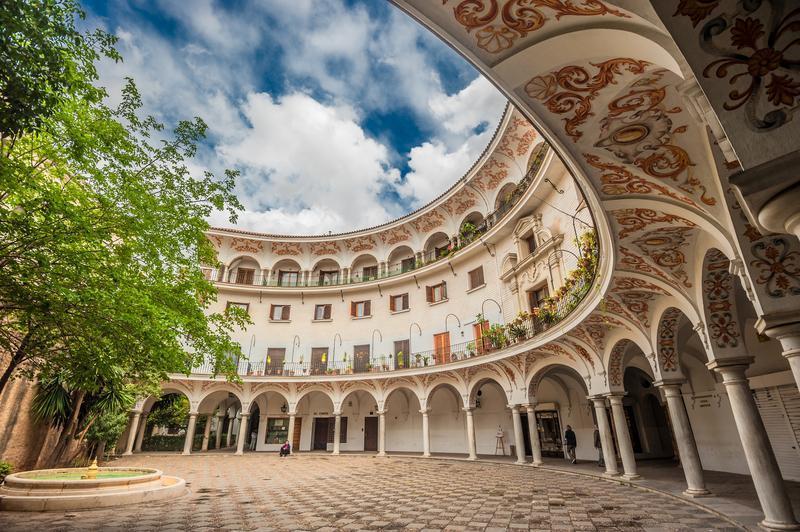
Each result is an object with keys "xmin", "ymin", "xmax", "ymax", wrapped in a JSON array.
[{"xmin": 205, "ymin": 144, "xmax": 550, "ymax": 291}]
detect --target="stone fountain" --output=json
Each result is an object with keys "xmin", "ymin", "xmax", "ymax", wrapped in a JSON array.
[{"xmin": 0, "ymin": 458, "xmax": 186, "ymax": 511}]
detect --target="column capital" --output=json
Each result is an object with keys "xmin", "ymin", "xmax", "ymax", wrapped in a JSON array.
[
  {"xmin": 333, "ymin": 411, "xmax": 342, "ymax": 417},
  {"xmin": 376, "ymin": 410, "xmax": 387, "ymax": 415},
  {"xmin": 604, "ymin": 393, "xmax": 626, "ymax": 405},
  {"xmin": 188, "ymin": 411, "xmax": 199, "ymax": 417},
  {"xmin": 706, "ymin": 356, "xmax": 754, "ymax": 381},
  {"xmin": 130, "ymin": 410, "xmax": 143, "ymax": 416},
  {"xmin": 288, "ymin": 411, "xmax": 297, "ymax": 417},
  {"xmin": 653, "ymin": 378, "xmax": 686, "ymax": 389},
  {"xmin": 419, "ymin": 408, "xmax": 430, "ymax": 415},
  {"xmin": 462, "ymin": 406, "xmax": 474, "ymax": 413},
  {"xmin": 239, "ymin": 411, "xmax": 250, "ymax": 418},
  {"xmin": 507, "ymin": 404, "xmax": 521, "ymax": 411},
  {"xmin": 587, "ymin": 395, "xmax": 607, "ymax": 406}
]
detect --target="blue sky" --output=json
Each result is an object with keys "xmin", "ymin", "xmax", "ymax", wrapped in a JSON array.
[{"xmin": 83, "ymin": 0, "xmax": 506, "ymax": 234}]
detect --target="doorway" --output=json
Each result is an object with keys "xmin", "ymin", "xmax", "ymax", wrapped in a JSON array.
[
  {"xmin": 313, "ymin": 417, "xmax": 329, "ymax": 450},
  {"xmin": 354, "ymin": 344, "xmax": 370, "ymax": 373},
  {"xmin": 292, "ymin": 418, "xmax": 302, "ymax": 451},
  {"xmin": 537, "ymin": 410, "xmax": 563, "ymax": 457},
  {"xmin": 364, "ymin": 416, "xmax": 378, "ymax": 451}
]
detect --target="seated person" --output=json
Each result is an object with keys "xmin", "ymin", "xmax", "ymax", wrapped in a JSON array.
[{"xmin": 279, "ymin": 440, "xmax": 291, "ymax": 457}]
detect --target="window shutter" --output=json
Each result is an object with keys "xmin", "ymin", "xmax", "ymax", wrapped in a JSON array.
[
  {"xmin": 365, "ymin": 300, "xmax": 371, "ymax": 316},
  {"xmin": 442, "ymin": 282, "xmax": 447, "ymax": 300},
  {"xmin": 426, "ymin": 286, "xmax": 433, "ymax": 302},
  {"xmin": 281, "ymin": 305, "xmax": 290, "ymax": 321},
  {"xmin": 403, "ymin": 293, "xmax": 409, "ymax": 310},
  {"xmin": 270, "ymin": 305, "xmax": 276, "ymax": 319},
  {"xmin": 324, "ymin": 304, "xmax": 331, "ymax": 319},
  {"xmin": 389, "ymin": 296, "xmax": 396, "ymax": 312},
  {"xmin": 350, "ymin": 301, "xmax": 356, "ymax": 316}
]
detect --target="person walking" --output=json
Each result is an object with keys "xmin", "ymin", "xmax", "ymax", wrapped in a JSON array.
[
  {"xmin": 593, "ymin": 424, "xmax": 604, "ymax": 467},
  {"xmin": 564, "ymin": 425, "xmax": 577, "ymax": 464}
]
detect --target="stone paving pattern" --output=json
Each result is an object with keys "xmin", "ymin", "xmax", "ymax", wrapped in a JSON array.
[{"xmin": 2, "ymin": 454, "xmax": 741, "ymax": 531}]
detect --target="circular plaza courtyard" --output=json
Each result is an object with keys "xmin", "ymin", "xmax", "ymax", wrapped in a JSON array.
[{"xmin": 2, "ymin": 454, "xmax": 742, "ymax": 531}]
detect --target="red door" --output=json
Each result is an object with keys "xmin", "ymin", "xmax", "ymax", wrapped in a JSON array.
[{"xmin": 434, "ymin": 332, "xmax": 451, "ymax": 365}]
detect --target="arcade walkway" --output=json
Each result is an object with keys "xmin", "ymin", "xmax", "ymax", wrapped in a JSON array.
[{"xmin": 1, "ymin": 453, "xmax": 768, "ymax": 531}]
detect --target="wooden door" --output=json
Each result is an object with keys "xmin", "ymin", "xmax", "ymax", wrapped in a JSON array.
[
  {"xmin": 313, "ymin": 418, "xmax": 329, "ymax": 450},
  {"xmin": 433, "ymin": 332, "xmax": 451, "ymax": 365},
  {"xmin": 354, "ymin": 344, "xmax": 370, "ymax": 373},
  {"xmin": 473, "ymin": 322, "xmax": 490, "ymax": 354},
  {"xmin": 292, "ymin": 418, "xmax": 302, "ymax": 451},
  {"xmin": 235, "ymin": 268, "xmax": 254, "ymax": 285},
  {"xmin": 394, "ymin": 339, "xmax": 410, "ymax": 369},
  {"xmin": 311, "ymin": 347, "xmax": 328, "ymax": 375},
  {"xmin": 364, "ymin": 416, "xmax": 378, "ymax": 451}
]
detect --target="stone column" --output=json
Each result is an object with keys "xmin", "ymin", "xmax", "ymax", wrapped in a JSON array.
[
  {"xmin": 332, "ymin": 413, "xmax": 342, "ymax": 455},
  {"xmin": 523, "ymin": 404, "xmax": 542, "ymax": 466},
  {"xmin": 420, "ymin": 408, "xmax": 431, "ymax": 457},
  {"xmin": 134, "ymin": 413, "xmax": 148, "ymax": 452},
  {"xmin": 657, "ymin": 383, "xmax": 709, "ymax": 496},
  {"xmin": 182, "ymin": 413, "xmax": 198, "ymax": 455},
  {"xmin": 607, "ymin": 394, "xmax": 639, "ymax": 480},
  {"xmin": 235, "ymin": 413, "xmax": 249, "ymax": 455},
  {"xmin": 709, "ymin": 359, "xmax": 799, "ymax": 530},
  {"xmin": 511, "ymin": 405, "xmax": 526, "ymax": 464},
  {"xmin": 377, "ymin": 410, "xmax": 387, "ymax": 456},
  {"xmin": 759, "ymin": 322, "xmax": 800, "ymax": 392},
  {"xmin": 591, "ymin": 397, "xmax": 619, "ymax": 476},
  {"xmin": 225, "ymin": 417, "xmax": 234, "ymax": 447},
  {"xmin": 123, "ymin": 411, "xmax": 142, "ymax": 456},
  {"xmin": 201, "ymin": 415, "xmax": 212, "ymax": 452},
  {"xmin": 464, "ymin": 407, "xmax": 477, "ymax": 460},
  {"xmin": 215, "ymin": 414, "xmax": 224, "ymax": 450},
  {"xmin": 287, "ymin": 412, "xmax": 296, "ymax": 452}
]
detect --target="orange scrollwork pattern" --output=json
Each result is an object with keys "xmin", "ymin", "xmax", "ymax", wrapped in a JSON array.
[
  {"xmin": 525, "ymin": 58, "xmax": 650, "ymax": 142},
  {"xmin": 443, "ymin": 0, "xmax": 629, "ymax": 54}
]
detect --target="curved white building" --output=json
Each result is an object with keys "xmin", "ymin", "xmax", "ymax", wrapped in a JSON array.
[{"xmin": 118, "ymin": 3, "xmax": 800, "ymax": 530}]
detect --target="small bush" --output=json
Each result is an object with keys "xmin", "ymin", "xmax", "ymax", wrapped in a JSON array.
[{"xmin": 0, "ymin": 460, "xmax": 13, "ymax": 482}]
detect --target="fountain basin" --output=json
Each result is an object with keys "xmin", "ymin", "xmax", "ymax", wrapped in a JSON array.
[{"xmin": 0, "ymin": 467, "xmax": 186, "ymax": 511}]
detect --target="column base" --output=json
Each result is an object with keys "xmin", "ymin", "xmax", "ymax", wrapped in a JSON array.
[
  {"xmin": 122, "ymin": 451, "xmax": 133, "ymax": 456},
  {"xmin": 181, "ymin": 451, "xmax": 191, "ymax": 456},
  {"xmin": 760, "ymin": 519, "xmax": 800, "ymax": 531},
  {"xmin": 467, "ymin": 455, "xmax": 477, "ymax": 461},
  {"xmin": 377, "ymin": 452, "xmax": 386, "ymax": 457},
  {"xmin": 515, "ymin": 460, "xmax": 527, "ymax": 465},
  {"xmin": 234, "ymin": 451, "xmax": 243, "ymax": 456},
  {"xmin": 603, "ymin": 471, "xmax": 621, "ymax": 478},
  {"xmin": 682, "ymin": 488, "xmax": 711, "ymax": 498},
  {"xmin": 530, "ymin": 461, "xmax": 543, "ymax": 467},
  {"xmin": 621, "ymin": 474, "xmax": 641, "ymax": 481},
  {"xmin": 332, "ymin": 451, "xmax": 340, "ymax": 456},
  {"xmin": 422, "ymin": 453, "xmax": 431, "ymax": 458}
]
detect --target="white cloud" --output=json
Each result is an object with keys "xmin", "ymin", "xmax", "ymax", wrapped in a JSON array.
[{"xmin": 216, "ymin": 92, "xmax": 400, "ymax": 233}]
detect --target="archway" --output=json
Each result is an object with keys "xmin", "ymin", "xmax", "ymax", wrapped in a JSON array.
[
  {"xmin": 196, "ymin": 389, "xmax": 244, "ymax": 454},
  {"xmin": 426, "ymin": 382, "xmax": 466, "ymax": 454},
  {"xmin": 340, "ymin": 389, "xmax": 380, "ymax": 452},
  {"xmin": 422, "ymin": 232, "xmax": 451, "ymax": 262},
  {"xmin": 384, "ymin": 386, "xmax": 422, "ymax": 453},
  {"xmin": 469, "ymin": 378, "xmax": 513, "ymax": 456},
  {"xmin": 271, "ymin": 258, "xmax": 302, "ymax": 287},
  {"xmin": 295, "ymin": 390, "xmax": 336, "ymax": 452}
]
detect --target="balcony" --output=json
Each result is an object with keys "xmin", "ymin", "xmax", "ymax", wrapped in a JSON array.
[
  {"xmin": 191, "ymin": 257, "xmax": 594, "ymax": 379},
  {"xmin": 206, "ymin": 145, "xmax": 551, "ymax": 290}
]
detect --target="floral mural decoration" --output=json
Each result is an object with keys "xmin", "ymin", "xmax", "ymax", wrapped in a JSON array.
[
  {"xmin": 692, "ymin": 2, "xmax": 800, "ymax": 130},
  {"xmin": 750, "ymin": 237, "xmax": 800, "ymax": 297}
]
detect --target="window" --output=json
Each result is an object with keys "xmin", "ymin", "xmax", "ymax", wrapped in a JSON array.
[
  {"xmin": 435, "ymin": 244, "xmax": 449, "ymax": 259},
  {"xmin": 529, "ymin": 285, "xmax": 549, "ymax": 310},
  {"xmin": 235, "ymin": 267, "xmax": 255, "ymax": 285},
  {"xmin": 225, "ymin": 301, "xmax": 249, "ymax": 314},
  {"xmin": 401, "ymin": 257, "xmax": 415, "ymax": 273},
  {"xmin": 525, "ymin": 234, "xmax": 537, "ymax": 255},
  {"xmin": 327, "ymin": 416, "xmax": 348, "ymax": 443},
  {"xmin": 270, "ymin": 304, "xmax": 290, "ymax": 321},
  {"xmin": 314, "ymin": 304, "xmax": 332, "ymax": 320},
  {"xmin": 468, "ymin": 267, "xmax": 485, "ymax": 290},
  {"xmin": 390, "ymin": 293, "xmax": 409, "ymax": 312},
  {"xmin": 278, "ymin": 270, "xmax": 299, "ymax": 287},
  {"xmin": 265, "ymin": 417, "xmax": 289, "ymax": 444},
  {"xmin": 362, "ymin": 265, "xmax": 378, "ymax": 281},
  {"xmin": 201, "ymin": 267, "xmax": 214, "ymax": 280},
  {"xmin": 266, "ymin": 348, "xmax": 285, "ymax": 375},
  {"xmin": 350, "ymin": 300, "xmax": 371, "ymax": 318},
  {"xmin": 426, "ymin": 282, "xmax": 447, "ymax": 303},
  {"xmin": 318, "ymin": 270, "xmax": 338, "ymax": 286}
]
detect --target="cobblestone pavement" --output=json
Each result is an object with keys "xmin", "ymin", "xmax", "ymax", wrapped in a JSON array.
[{"xmin": 2, "ymin": 453, "xmax": 741, "ymax": 531}]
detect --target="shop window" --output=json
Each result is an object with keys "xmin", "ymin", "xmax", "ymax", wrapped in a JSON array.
[{"xmin": 265, "ymin": 417, "xmax": 289, "ymax": 444}]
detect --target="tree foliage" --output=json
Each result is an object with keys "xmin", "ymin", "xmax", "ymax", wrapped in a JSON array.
[
  {"xmin": 0, "ymin": 0, "xmax": 250, "ymax": 404},
  {"xmin": 146, "ymin": 394, "xmax": 189, "ymax": 432}
]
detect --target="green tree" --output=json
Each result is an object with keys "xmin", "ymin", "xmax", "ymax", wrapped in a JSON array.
[
  {"xmin": 146, "ymin": 394, "xmax": 190, "ymax": 432},
  {"xmin": 0, "ymin": 1, "xmax": 250, "ymax": 403}
]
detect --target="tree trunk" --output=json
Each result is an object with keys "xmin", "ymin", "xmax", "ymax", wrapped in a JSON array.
[
  {"xmin": 51, "ymin": 390, "xmax": 86, "ymax": 466},
  {"xmin": 0, "ymin": 331, "xmax": 32, "ymax": 397}
]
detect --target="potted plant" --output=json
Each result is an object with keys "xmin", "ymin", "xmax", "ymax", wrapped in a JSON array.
[
  {"xmin": 423, "ymin": 355, "xmax": 430, "ymax": 367},
  {"xmin": 460, "ymin": 221, "xmax": 477, "ymax": 241},
  {"xmin": 397, "ymin": 351, "xmax": 404, "ymax": 368},
  {"xmin": 466, "ymin": 342, "xmax": 476, "ymax": 357},
  {"xmin": 508, "ymin": 322, "xmax": 527, "ymax": 342},
  {"xmin": 415, "ymin": 353, "xmax": 423, "ymax": 366}
]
